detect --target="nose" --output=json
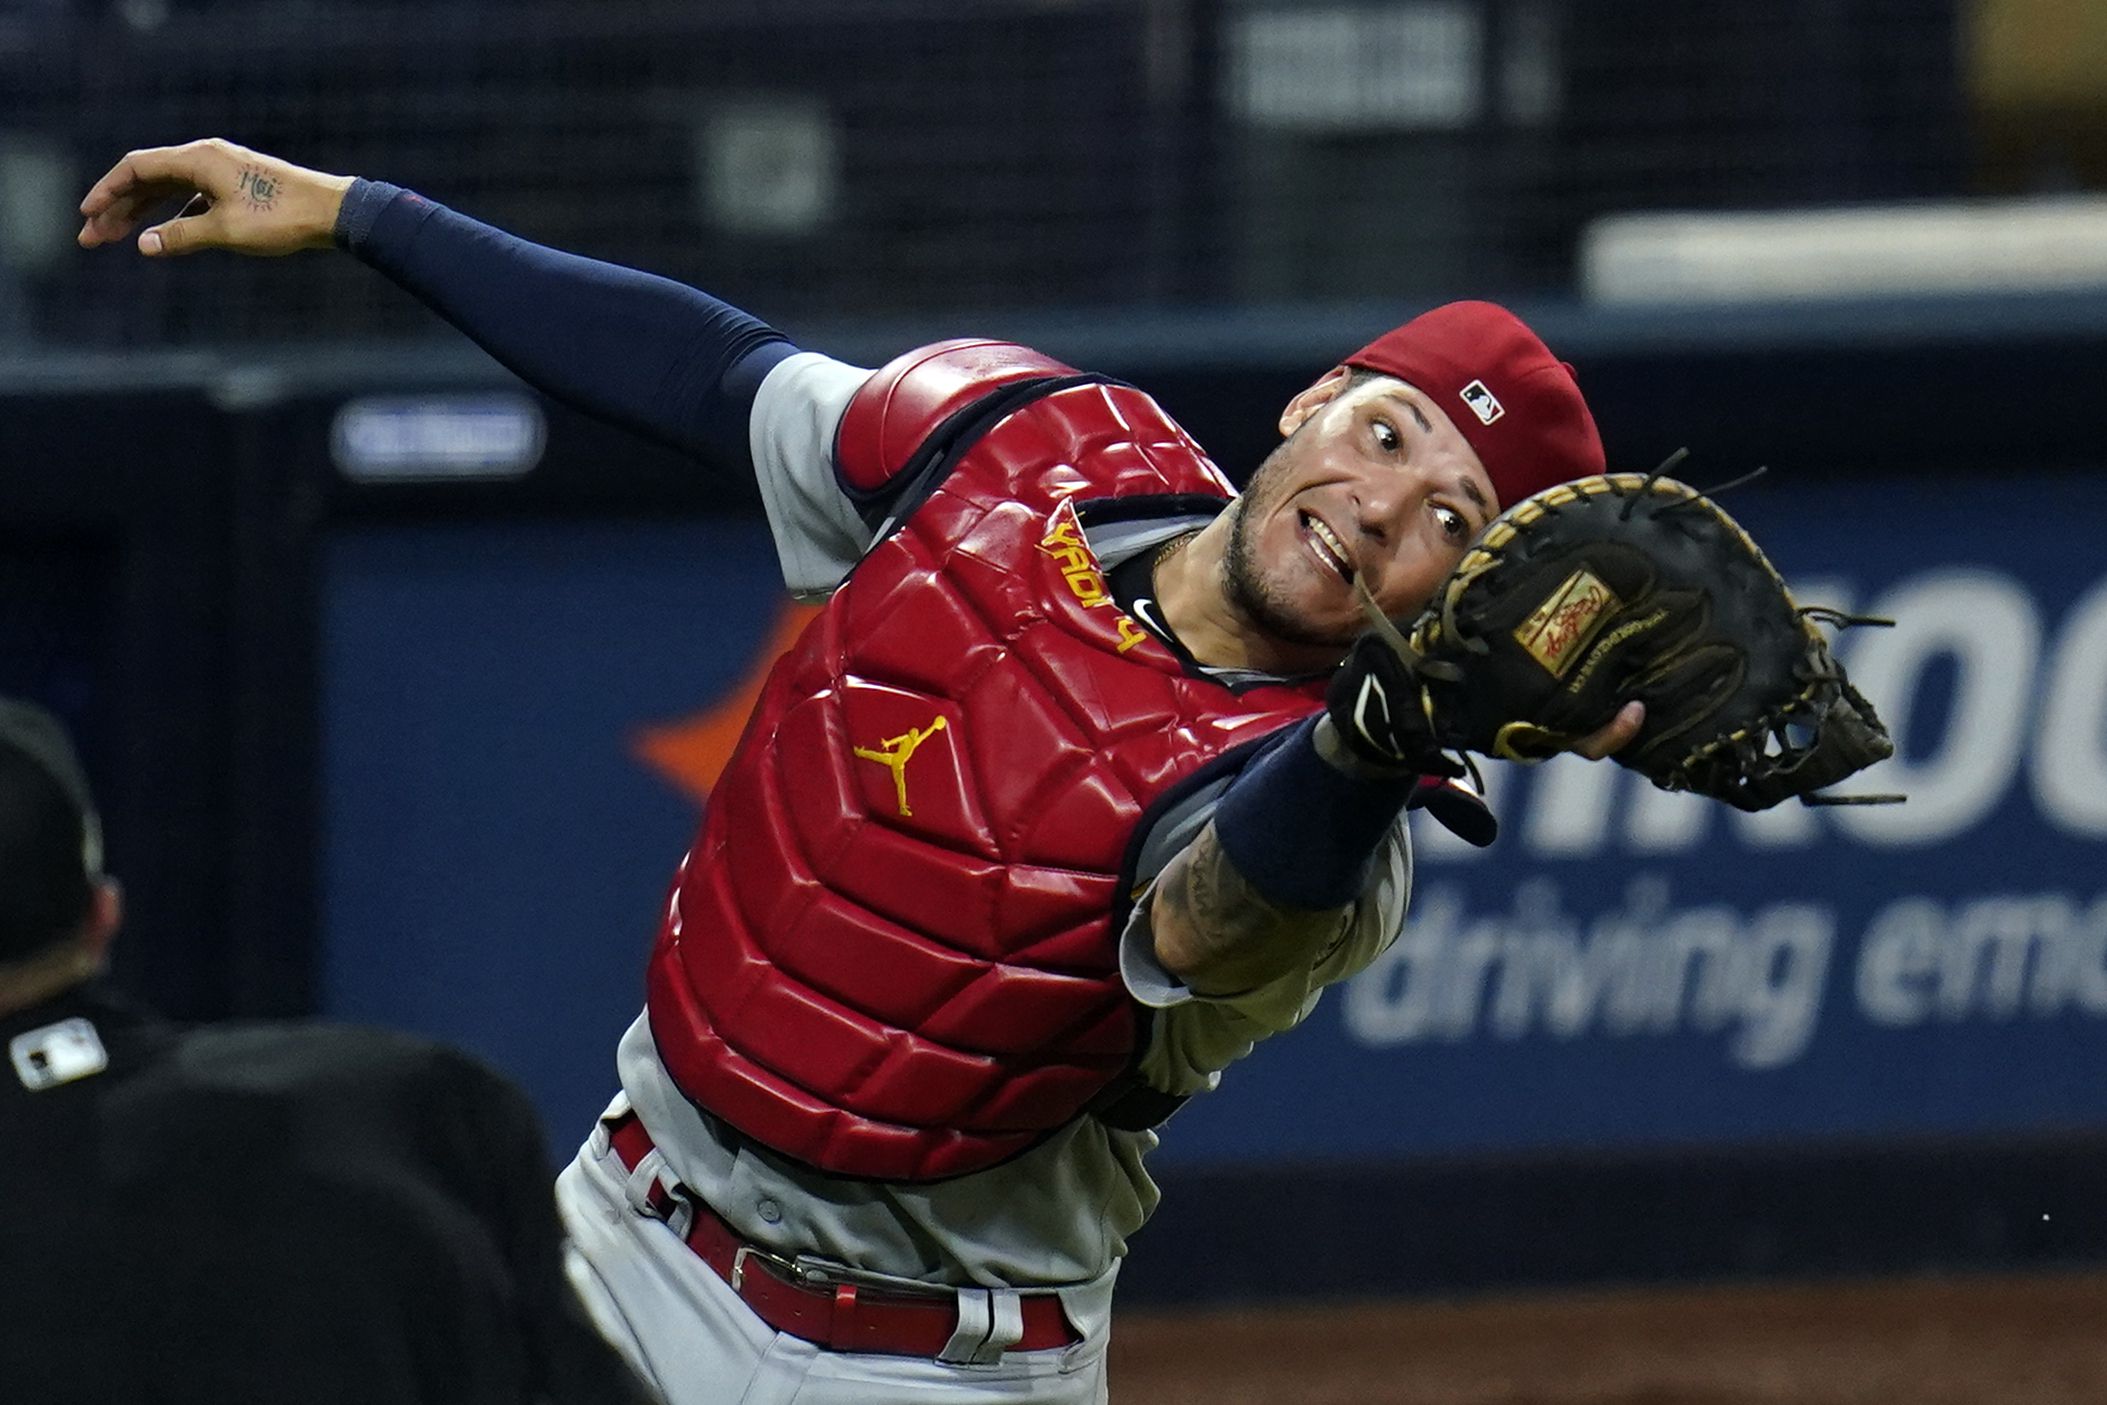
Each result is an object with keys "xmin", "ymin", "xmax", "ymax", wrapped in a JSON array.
[{"xmin": 1350, "ymin": 477, "xmax": 1413, "ymax": 547}]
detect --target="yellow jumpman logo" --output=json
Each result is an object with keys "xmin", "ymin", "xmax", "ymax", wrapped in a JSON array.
[{"xmin": 852, "ymin": 716, "xmax": 949, "ymax": 817}]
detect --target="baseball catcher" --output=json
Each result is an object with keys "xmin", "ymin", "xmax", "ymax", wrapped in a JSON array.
[{"xmin": 78, "ymin": 137, "xmax": 1896, "ymax": 1405}]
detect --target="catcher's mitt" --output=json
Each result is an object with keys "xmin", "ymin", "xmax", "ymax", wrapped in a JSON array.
[{"xmin": 1328, "ymin": 468, "xmax": 1898, "ymax": 811}]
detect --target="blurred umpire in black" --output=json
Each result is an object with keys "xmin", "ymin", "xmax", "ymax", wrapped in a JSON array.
[{"xmin": 0, "ymin": 698, "xmax": 651, "ymax": 1404}]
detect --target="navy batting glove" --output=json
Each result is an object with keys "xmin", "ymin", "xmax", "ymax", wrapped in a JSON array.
[{"xmin": 1325, "ymin": 633, "xmax": 1463, "ymax": 779}]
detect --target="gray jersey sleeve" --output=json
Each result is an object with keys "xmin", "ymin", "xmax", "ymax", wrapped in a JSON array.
[{"xmin": 747, "ymin": 351, "xmax": 878, "ymax": 599}]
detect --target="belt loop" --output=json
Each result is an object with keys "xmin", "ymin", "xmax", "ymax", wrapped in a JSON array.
[
  {"xmin": 936, "ymin": 1287, "xmax": 1025, "ymax": 1366},
  {"xmin": 591, "ymin": 1095, "xmax": 632, "ymax": 1158},
  {"xmin": 985, "ymin": 1290, "xmax": 1026, "ymax": 1357},
  {"xmin": 937, "ymin": 1289, "xmax": 995, "ymax": 1365},
  {"xmin": 663, "ymin": 1192, "xmax": 694, "ymax": 1242},
  {"xmin": 622, "ymin": 1147, "xmax": 671, "ymax": 1219}
]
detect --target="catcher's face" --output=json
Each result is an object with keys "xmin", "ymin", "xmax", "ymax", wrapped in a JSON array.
[{"xmin": 1228, "ymin": 368, "xmax": 1496, "ymax": 652}]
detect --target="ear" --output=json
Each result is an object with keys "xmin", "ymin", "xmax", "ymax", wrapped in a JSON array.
[
  {"xmin": 1278, "ymin": 365, "xmax": 1354, "ymax": 438},
  {"xmin": 80, "ymin": 879, "xmax": 122, "ymax": 966}
]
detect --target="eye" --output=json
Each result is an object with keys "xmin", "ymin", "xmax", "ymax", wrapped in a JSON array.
[
  {"xmin": 1433, "ymin": 504, "xmax": 1468, "ymax": 542},
  {"xmin": 1371, "ymin": 418, "xmax": 1401, "ymax": 453}
]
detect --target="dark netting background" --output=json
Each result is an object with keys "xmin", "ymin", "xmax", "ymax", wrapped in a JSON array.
[{"xmin": 0, "ymin": 0, "xmax": 2002, "ymax": 349}]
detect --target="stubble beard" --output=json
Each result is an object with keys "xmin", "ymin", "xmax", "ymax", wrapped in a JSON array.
[{"xmin": 1223, "ymin": 447, "xmax": 1356, "ymax": 652}]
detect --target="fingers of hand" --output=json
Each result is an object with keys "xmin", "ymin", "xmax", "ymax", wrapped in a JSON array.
[
  {"xmin": 77, "ymin": 182, "xmax": 182, "ymax": 246},
  {"xmin": 1574, "ymin": 701, "xmax": 1646, "ymax": 760},
  {"xmin": 81, "ymin": 144, "xmax": 197, "ymax": 216},
  {"xmin": 77, "ymin": 140, "xmax": 231, "ymax": 248}
]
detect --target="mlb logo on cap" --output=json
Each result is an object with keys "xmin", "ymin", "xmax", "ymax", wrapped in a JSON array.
[{"xmin": 1460, "ymin": 379, "xmax": 1504, "ymax": 426}]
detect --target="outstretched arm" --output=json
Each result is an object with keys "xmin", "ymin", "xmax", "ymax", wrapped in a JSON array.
[{"xmin": 79, "ymin": 139, "xmax": 794, "ymax": 469}]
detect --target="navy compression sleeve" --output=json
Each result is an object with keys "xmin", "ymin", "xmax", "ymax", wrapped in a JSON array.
[
  {"xmin": 1210, "ymin": 717, "xmax": 1418, "ymax": 911},
  {"xmin": 333, "ymin": 180, "xmax": 797, "ymax": 470}
]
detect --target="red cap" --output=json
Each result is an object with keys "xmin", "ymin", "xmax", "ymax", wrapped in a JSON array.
[{"xmin": 1345, "ymin": 301, "xmax": 1604, "ymax": 509}]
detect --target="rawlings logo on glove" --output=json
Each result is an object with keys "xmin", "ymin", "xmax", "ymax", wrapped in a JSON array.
[{"xmin": 1325, "ymin": 468, "xmax": 1900, "ymax": 813}]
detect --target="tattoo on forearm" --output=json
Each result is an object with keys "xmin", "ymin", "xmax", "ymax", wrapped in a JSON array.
[
  {"xmin": 1154, "ymin": 825, "xmax": 1352, "ymax": 991},
  {"xmin": 235, "ymin": 167, "xmax": 280, "ymax": 211}
]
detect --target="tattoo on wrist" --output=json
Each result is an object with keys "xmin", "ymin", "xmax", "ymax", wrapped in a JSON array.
[
  {"xmin": 235, "ymin": 167, "xmax": 280, "ymax": 211},
  {"xmin": 1156, "ymin": 825, "xmax": 1351, "ymax": 989}
]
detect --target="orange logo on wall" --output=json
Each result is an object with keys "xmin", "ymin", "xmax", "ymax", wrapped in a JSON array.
[{"xmin": 632, "ymin": 602, "xmax": 821, "ymax": 804}]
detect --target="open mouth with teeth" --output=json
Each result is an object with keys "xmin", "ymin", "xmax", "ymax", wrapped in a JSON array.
[{"xmin": 1299, "ymin": 510, "xmax": 1356, "ymax": 584}]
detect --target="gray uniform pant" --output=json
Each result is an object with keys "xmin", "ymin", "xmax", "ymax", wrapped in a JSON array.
[{"xmin": 556, "ymin": 1123, "xmax": 1115, "ymax": 1405}]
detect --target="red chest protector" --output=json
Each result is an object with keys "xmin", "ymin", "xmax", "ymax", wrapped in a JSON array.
[{"xmin": 645, "ymin": 345, "xmax": 1328, "ymax": 1181}]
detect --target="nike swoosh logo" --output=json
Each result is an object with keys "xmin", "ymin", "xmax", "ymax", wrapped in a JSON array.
[{"xmin": 1353, "ymin": 676, "xmax": 1407, "ymax": 763}]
